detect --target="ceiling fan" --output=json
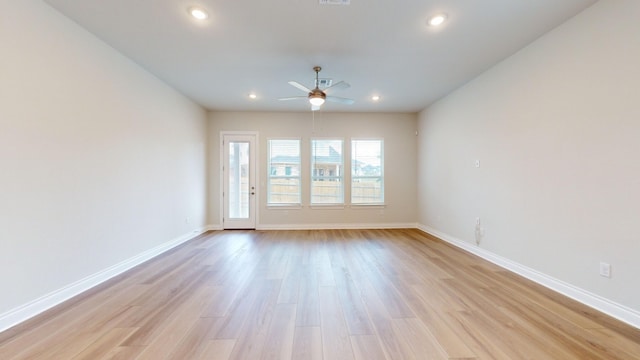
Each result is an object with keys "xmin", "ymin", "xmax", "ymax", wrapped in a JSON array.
[{"xmin": 279, "ymin": 66, "xmax": 355, "ymax": 111}]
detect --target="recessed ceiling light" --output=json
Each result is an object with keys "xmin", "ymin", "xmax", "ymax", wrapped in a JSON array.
[
  {"xmin": 189, "ymin": 7, "xmax": 209, "ymax": 20},
  {"xmin": 372, "ymin": 95, "xmax": 380, "ymax": 101},
  {"xmin": 428, "ymin": 13, "xmax": 447, "ymax": 27},
  {"xmin": 248, "ymin": 93, "xmax": 257, "ymax": 99}
]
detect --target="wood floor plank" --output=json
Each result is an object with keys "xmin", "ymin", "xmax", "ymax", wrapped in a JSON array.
[
  {"xmin": 99, "ymin": 345, "xmax": 146, "ymax": 360},
  {"xmin": 1, "ymin": 229, "xmax": 639, "ymax": 359},
  {"xmin": 441, "ymin": 277, "xmax": 577, "ymax": 359},
  {"xmin": 122, "ymin": 270, "xmax": 212, "ymax": 346},
  {"xmin": 201, "ymin": 270, "xmax": 255, "ymax": 318},
  {"xmin": 261, "ymin": 303, "xmax": 297, "ymax": 360},
  {"xmin": 2, "ymin": 300, "xmax": 140, "ymax": 359},
  {"xmin": 318, "ymin": 286, "xmax": 356, "ymax": 360},
  {"xmin": 496, "ymin": 304, "xmax": 602, "ymax": 359},
  {"xmin": 296, "ymin": 265, "xmax": 320, "ymax": 327},
  {"xmin": 391, "ymin": 318, "xmax": 448, "ymax": 360},
  {"xmin": 314, "ymin": 232, "xmax": 336, "ymax": 287},
  {"xmin": 227, "ymin": 280, "xmax": 282, "ymax": 360},
  {"xmin": 165, "ymin": 317, "xmax": 222, "ymax": 360},
  {"xmin": 17, "ymin": 329, "xmax": 105, "ymax": 360},
  {"xmin": 292, "ymin": 326, "xmax": 323, "ymax": 360},
  {"xmin": 587, "ymin": 327, "xmax": 640, "ymax": 359},
  {"xmin": 71, "ymin": 327, "xmax": 138, "ymax": 360},
  {"xmin": 358, "ymin": 279, "xmax": 419, "ymax": 360},
  {"xmin": 350, "ymin": 334, "xmax": 388, "ymax": 360},
  {"xmin": 277, "ymin": 255, "xmax": 302, "ymax": 304},
  {"xmin": 355, "ymin": 252, "xmax": 415, "ymax": 319},
  {"xmin": 393, "ymin": 282, "xmax": 477, "ymax": 358},
  {"xmin": 134, "ymin": 284, "xmax": 218, "ymax": 359},
  {"xmin": 213, "ymin": 278, "xmax": 268, "ymax": 339},
  {"xmin": 331, "ymin": 265, "xmax": 374, "ymax": 335},
  {"xmin": 198, "ymin": 339, "xmax": 236, "ymax": 360}
]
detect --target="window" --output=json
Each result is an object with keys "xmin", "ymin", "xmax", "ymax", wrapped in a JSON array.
[
  {"xmin": 267, "ymin": 139, "xmax": 301, "ymax": 205},
  {"xmin": 351, "ymin": 139, "xmax": 384, "ymax": 204},
  {"xmin": 311, "ymin": 139, "xmax": 343, "ymax": 204}
]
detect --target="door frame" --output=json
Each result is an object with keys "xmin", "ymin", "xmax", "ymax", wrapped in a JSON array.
[{"xmin": 220, "ymin": 131, "xmax": 259, "ymax": 229}]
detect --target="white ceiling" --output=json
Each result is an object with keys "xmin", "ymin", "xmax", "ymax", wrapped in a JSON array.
[{"xmin": 44, "ymin": 0, "xmax": 597, "ymax": 113}]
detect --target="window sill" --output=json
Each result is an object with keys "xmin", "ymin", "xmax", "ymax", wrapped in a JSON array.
[
  {"xmin": 266, "ymin": 204, "xmax": 386, "ymax": 210},
  {"xmin": 309, "ymin": 205, "xmax": 346, "ymax": 210},
  {"xmin": 266, "ymin": 204, "xmax": 302, "ymax": 210},
  {"xmin": 350, "ymin": 204, "xmax": 386, "ymax": 209}
]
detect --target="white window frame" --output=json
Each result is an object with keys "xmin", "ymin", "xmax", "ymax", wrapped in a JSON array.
[
  {"xmin": 310, "ymin": 138, "xmax": 344, "ymax": 206},
  {"xmin": 267, "ymin": 138, "xmax": 302, "ymax": 206},
  {"xmin": 351, "ymin": 138, "xmax": 384, "ymax": 205}
]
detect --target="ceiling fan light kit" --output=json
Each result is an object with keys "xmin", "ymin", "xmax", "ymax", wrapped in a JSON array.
[
  {"xmin": 309, "ymin": 94, "xmax": 325, "ymax": 106},
  {"xmin": 428, "ymin": 13, "xmax": 447, "ymax": 27},
  {"xmin": 189, "ymin": 7, "xmax": 208, "ymax": 20}
]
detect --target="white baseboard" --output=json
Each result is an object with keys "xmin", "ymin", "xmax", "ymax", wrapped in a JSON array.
[
  {"xmin": 0, "ymin": 227, "xmax": 209, "ymax": 333},
  {"xmin": 417, "ymin": 223, "xmax": 640, "ymax": 330},
  {"xmin": 257, "ymin": 222, "xmax": 417, "ymax": 230}
]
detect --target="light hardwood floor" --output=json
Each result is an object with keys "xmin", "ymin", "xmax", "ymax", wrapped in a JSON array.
[{"xmin": 1, "ymin": 229, "xmax": 639, "ymax": 359}]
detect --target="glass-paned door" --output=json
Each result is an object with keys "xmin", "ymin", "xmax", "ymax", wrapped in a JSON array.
[{"xmin": 223, "ymin": 134, "xmax": 256, "ymax": 229}]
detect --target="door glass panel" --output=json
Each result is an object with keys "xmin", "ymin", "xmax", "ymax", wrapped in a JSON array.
[{"xmin": 228, "ymin": 141, "xmax": 249, "ymax": 219}]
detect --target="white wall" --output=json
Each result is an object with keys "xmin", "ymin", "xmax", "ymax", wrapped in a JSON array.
[
  {"xmin": 418, "ymin": 0, "xmax": 640, "ymax": 318},
  {"xmin": 208, "ymin": 111, "xmax": 418, "ymax": 228},
  {"xmin": 0, "ymin": 0, "xmax": 208, "ymax": 326}
]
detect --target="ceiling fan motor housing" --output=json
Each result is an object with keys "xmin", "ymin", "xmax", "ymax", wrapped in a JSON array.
[{"xmin": 309, "ymin": 88, "xmax": 326, "ymax": 100}]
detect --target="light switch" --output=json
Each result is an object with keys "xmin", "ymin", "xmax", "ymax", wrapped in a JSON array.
[{"xmin": 600, "ymin": 262, "xmax": 611, "ymax": 278}]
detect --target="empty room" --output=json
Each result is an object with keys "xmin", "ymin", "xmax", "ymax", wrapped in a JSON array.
[{"xmin": 1, "ymin": 0, "xmax": 639, "ymax": 359}]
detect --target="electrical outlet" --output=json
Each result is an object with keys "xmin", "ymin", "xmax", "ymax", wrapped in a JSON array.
[{"xmin": 599, "ymin": 262, "xmax": 611, "ymax": 278}]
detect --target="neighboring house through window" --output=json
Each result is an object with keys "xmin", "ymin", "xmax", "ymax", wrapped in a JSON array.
[
  {"xmin": 267, "ymin": 139, "xmax": 301, "ymax": 205},
  {"xmin": 311, "ymin": 139, "xmax": 344, "ymax": 204},
  {"xmin": 351, "ymin": 139, "xmax": 384, "ymax": 204},
  {"xmin": 268, "ymin": 138, "xmax": 383, "ymax": 206}
]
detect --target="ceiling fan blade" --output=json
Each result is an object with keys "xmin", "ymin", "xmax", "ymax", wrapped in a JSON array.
[
  {"xmin": 288, "ymin": 81, "xmax": 311, "ymax": 93},
  {"xmin": 278, "ymin": 96, "xmax": 307, "ymax": 101},
  {"xmin": 326, "ymin": 96, "xmax": 355, "ymax": 105},
  {"xmin": 323, "ymin": 81, "xmax": 350, "ymax": 93}
]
